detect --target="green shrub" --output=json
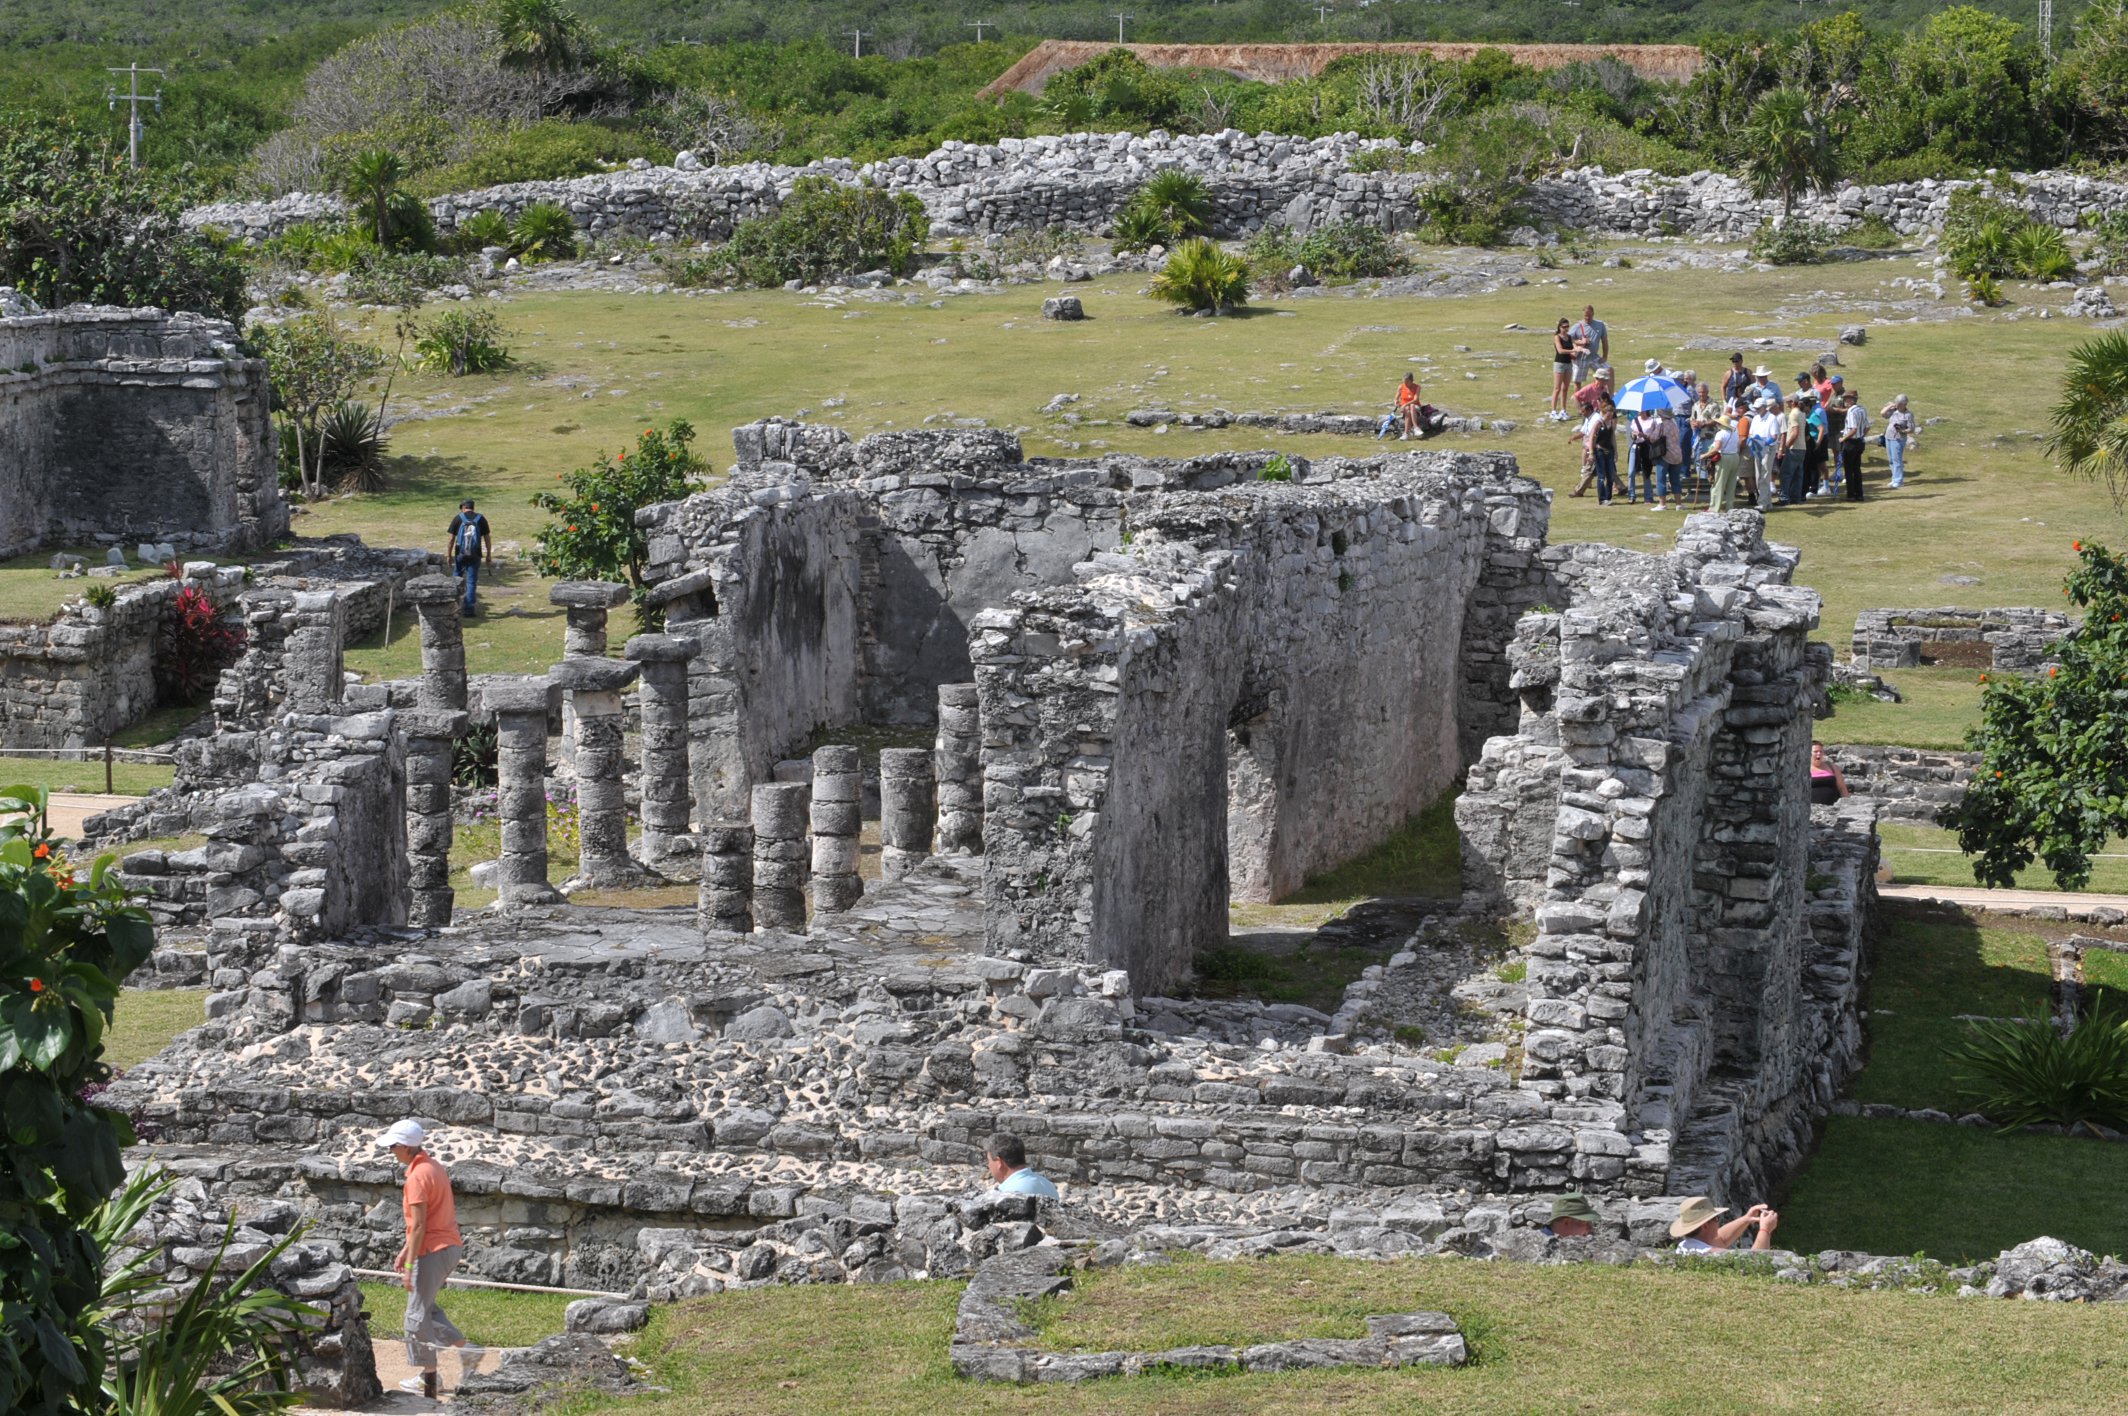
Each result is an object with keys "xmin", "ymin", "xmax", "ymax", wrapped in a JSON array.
[
  {"xmin": 1246, "ymin": 221, "xmax": 1407, "ymax": 283},
  {"xmin": 453, "ymin": 721, "xmax": 499, "ymax": 787},
  {"xmin": 346, "ymin": 249, "xmax": 469, "ymax": 304},
  {"xmin": 416, "ymin": 119, "xmax": 666, "ymax": 194},
  {"xmin": 705, "ymin": 176, "xmax": 929, "ymax": 288},
  {"xmin": 2011, "ymin": 223, "xmax": 2077, "ymax": 282},
  {"xmin": 0, "ymin": 788, "xmax": 158, "ymax": 1416},
  {"xmin": 1966, "ymin": 271, "xmax": 2005, "ymax": 306},
  {"xmin": 1414, "ymin": 108, "xmax": 1546, "ymax": 246},
  {"xmin": 1845, "ymin": 216, "xmax": 1904, "ymax": 250},
  {"xmin": 994, "ymin": 226, "xmax": 1086, "ymax": 266},
  {"xmin": 407, "ymin": 307, "xmax": 512, "ymax": 375},
  {"xmin": 1258, "ymin": 453, "xmax": 1293, "ymax": 482},
  {"xmin": 1348, "ymin": 146, "xmax": 1423, "ymax": 175},
  {"xmin": 2087, "ymin": 210, "xmax": 2128, "ymax": 275},
  {"xmin": 528, "ymin": 420, "xmax": 705, "ymax": 630},
  {"xmin": 1110, "ymin": 201, "xmax": 1169, "ymax": 254},
  {"xmin": 1149, "ymin": 238, "xmax": 1250, "ymax": 314},
  {"xmin": 84, "ymin": 583, "xmax": 118, "ymax": 610},
  {"xmin": 1948, "ymin": 991, "xmax": 2128, "ymax": 1134},
  {"xmin": 1749, "ymin": 219, "xmax": 1836, "ymax": 266},
  {"xmin": 511, "ymin": 202, "xmax": 579, "ymax": 263},
  {"xmin": 452, "ymin": 210, "xmax": 514, "ymax": 254},
  {"xmin": 1111, "ymin": 171, "xmax": 1214, "ymax": 252},
  {"xmin": 317, "ymin": 400, "xmax": 388, "ymax": 491}
]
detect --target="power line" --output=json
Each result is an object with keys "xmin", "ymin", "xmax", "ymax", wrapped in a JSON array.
[
  {"xmin": 844, "ymin": 27, "xmax": 870, "ymax": 58},
  {"xmin": 1111, "ymin": 12, "xmax": 1134, "ymax": 43},
  {"xmin": 106, "ymin": 63, "xmax": 165, "ymax": 169}
]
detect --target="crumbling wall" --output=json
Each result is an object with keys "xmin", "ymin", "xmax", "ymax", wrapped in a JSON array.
[
  {"xmin": 1850, "ymin": 606, "xmax": 2071, "ymax": 672},
  {"xmin": 0, "ymin": 307, "xmax": 284, "ymax": 560}
]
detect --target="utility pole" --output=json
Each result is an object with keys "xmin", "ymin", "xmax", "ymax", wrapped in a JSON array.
[
  {"xmin": 845, "ymin": 28, "xmax": 870, "ymax": 58},
  {"xmin": 965, "ymin": 19, "xmax": 996, "ymax": 42},
  {"xmin": 1112, "ymin": 12, "xmax": 1133, "ymax": 43},
  {"xmin": 1315, "ymin": 3, "xmax": 1334, "ymax": 20},
  {"xmin": 2039, "ymin": 0, "xmax": 2054, "ymax": 60},
  {"xmin": 106, "ymin": 63, "xmax": 165, "ymax": 168}
]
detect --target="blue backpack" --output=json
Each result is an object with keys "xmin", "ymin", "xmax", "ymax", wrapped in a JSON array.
[{"xmin": 456, "ymin": 516, "xmax": 482, "ymax": 562}]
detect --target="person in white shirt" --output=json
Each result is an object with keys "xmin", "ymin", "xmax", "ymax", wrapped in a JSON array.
[
  {"xmin": 1671, "ymin": 1196, "xmax": 1780, "ymax": 1252},
  {"xmin": 1879, "ymin": 394, "xmax": 1916, "ymax": 488},
  {"xmin": 1746, "ymin": 399, "xmax": 1783, "ymax": 510},
  {"xmin": 1840, "ymin": 392, "xmax": 1870, "ymax": 502}
]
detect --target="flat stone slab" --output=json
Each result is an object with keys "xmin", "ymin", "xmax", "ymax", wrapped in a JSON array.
[
  {"xmin": 400, "ymin": 574, "xmax": 465, "ymax": 606},
  {"xmin": 625, "ymin": 632, "xmax": 699, "ymax": 663},
  {"xmin": 550, "ymin": 656, "xmax": 642, "ymax": 692},
  {"xmin": 550, "ymin": 581, "xmax": 633, "ymax": 609},
  {"xmin": 481, "ymin": 676, "xmax": 553, "ymax": 715}
]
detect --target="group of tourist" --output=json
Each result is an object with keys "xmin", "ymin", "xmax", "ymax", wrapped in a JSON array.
[{"xmin": 1540, "ymin": 305, "xmax": 1916, "ymax": 510}]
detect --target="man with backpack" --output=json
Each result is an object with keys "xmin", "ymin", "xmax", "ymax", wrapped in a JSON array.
[{"xmin": 446, "ymin": 499, "xmax": 491, "ymax": 617}]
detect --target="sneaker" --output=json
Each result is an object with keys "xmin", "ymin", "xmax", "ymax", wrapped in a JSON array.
[
  {"xmin": 1651, "ymin": 501, "xmax": 1664, "ymax": 510},
  {"xmin": 399, "ymin": 1371, "xmax": 439, "ymax": 1398}
]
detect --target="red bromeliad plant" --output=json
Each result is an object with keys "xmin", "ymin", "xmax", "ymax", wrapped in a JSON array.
[{"xmin": 153, "ymin": 585, "xmax": 246, "ymax": 707}]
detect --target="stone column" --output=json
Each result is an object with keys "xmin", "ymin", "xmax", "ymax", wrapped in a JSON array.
[
  {"xmin": 403, "ymin": 575, "xmax": 468, "ymax": 713},
  {"xmin": 751, "ymin": 782, "xmax": 810, "ymax": 932},
  {"xmin": 878, "ymin": 747, "xmax": 936, "ymax": 882},
  {"xmin": 550, "ymin": 581, "xmax": 632, "ymax": 770},
  {"xmin": 285, "ymin": 590, "xmax": 345, "ymax": 713},
  {"xmin": 698, "ymin": 821, "xmax": 754, "ymax": 934},
  {"xmin": 934, "ymin": 682, "xmax": 984, "ymax": 856},
  {"xmin": 402, "ymin": 708, "xmax": 467, "ymax": 927},
  {"xmin": 810, "ymin": 745, "xmax": 863, "ymax": 914},
  {"xmin": 626, "ymin": 632, "xmax": 697, "ymax": 869},
  {"xmin": 551, "ymin": 656, "xmax": 656, "ymax": 890},
  {"xmin": 486, "ymin": 676, "xmax": 561, "ymax": 907}
]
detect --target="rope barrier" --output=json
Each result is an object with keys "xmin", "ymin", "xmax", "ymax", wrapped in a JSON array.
[{"xmin": 350, "ymin": 1266, "xmax": 628, "ymax": 1300}]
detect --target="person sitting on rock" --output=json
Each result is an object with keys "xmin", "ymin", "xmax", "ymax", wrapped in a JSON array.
[
  {"xmin": 984, "ymin": 1132, "xmax": 1060, "ymax": 1200},
  {"xmin": 1670, "ymin": 1196, "xmax": 1780, "ymax": 1253},
  {"xmin": 1396, "ymin": 372, "xmax": 1423, "ymax": 439},
  {"xmin": 1542, "ymin": 1192, "xmax": 1600, "ymax": 1239}
]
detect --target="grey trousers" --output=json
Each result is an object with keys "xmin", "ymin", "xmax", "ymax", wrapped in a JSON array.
[{"xmin": 405, "ymin": 1244, "xmax": 467, "ymax": 1369}]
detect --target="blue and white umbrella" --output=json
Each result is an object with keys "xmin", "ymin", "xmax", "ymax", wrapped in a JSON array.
[{"xmin": 1612, "ymin": 375, "xmax": 1691, "ymax": 412}]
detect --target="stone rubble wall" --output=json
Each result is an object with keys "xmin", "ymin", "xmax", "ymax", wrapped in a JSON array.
[
  {"xmin": 0, "ymin": 567, "xmax": 244, "ymax": 750},
  {"xmin": 186, "ymin": 132, "xmax": 2128, "ymax": 246},
  {"xmin": 1458, "ymin": 513, "xmax": 1874, "ymax": 1207},
  {"xmin": 0, "ymin": 306, "xmax": 284, "ymax": 561},
  {"xmin": 1823, "ymin": 743, "xmax": 1978, "ymax": 824},
  {"xmin": 1849, "ymin": 606, "xmax": 2071, "ymax": 673}
]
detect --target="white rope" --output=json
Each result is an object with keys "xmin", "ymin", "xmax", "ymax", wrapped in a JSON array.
[{"xmin": 351, "ymin": 1266, "xmax": 626, "ymax": 1299}]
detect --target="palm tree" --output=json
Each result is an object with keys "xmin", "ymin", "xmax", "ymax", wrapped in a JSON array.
[
  {"xmin": 339, "ymin": 149, "xmax": 405, "ymax": 248},
  {"xmin": 489, "ymin": 0, "xmax": 585, "ymax": 71},
  {"xmin": 2047, "ymin": 330, "xmax": 2128, "ymax": 507},
  {"xmin": 1741, "ymin": 88, "xmax": 1840, "ymax": 217}
]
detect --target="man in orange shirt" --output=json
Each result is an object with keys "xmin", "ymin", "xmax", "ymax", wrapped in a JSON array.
[{"xmin": 381, "ymin": 1119, "xmax": 472, "ymax": 1398}]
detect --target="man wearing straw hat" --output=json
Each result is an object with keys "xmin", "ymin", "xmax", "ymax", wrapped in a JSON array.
[
  {"xmin": 1670, "ymin": 1195, "xmax": 1781, "ymax": 1253},
  {"xmin": 382, "ymin": 1119, "xmax": 475, "ymax": 1398}
]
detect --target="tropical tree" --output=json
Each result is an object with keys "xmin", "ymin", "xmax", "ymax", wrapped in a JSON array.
[
  {"xmin": 1148, "ymin": 238, "xmax": 1251, "ymax": 314},
  {"xmin": 528, "ymin": 421, "xmax": 704, "ymax": 629},
  {"xmin": 251, "ymin": 312, "xmax": 386, "ymax": 501},
  {"xmin": 486, "ymin": 0, "xmax": 589, "ymax": 72},
  {"xmin": 1741, "ymin": 88, "xmax": 1840, "ymax": 216},
  {"xmin": 1942, "ymin": 539, "xmax": 2128, "ymax": 889},
  {"xmin": 338, "ymin": 148, "xmax": 405, "ymax": 248},
  {"xmin": 2046, "ymin": 331, "xmax": 2128, "ymax": 507}
]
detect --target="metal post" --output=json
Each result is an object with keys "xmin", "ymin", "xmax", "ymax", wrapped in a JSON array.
[{"xmin": 1112, "ymin": 12, "xmax": 1133, "ymax": 43}]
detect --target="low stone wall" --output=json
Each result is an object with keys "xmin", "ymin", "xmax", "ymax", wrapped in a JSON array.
[
  {"xmin": 186, "ymin": 135, "xmax": 2128, "ymax": 246},
  {"xmin": 0, "ymin": 567, "xmax": 244, "ymax": 750},
  {"xmin": 1823, "ymin": 743, "xmax": 1977, "ymax": 824},
  {"xmin": 0, "ymin": 305, "xmax": 283, "ymax": 561},
  {"xmin": 1850, "ymin": 606, "xmax": 2070, "ymax": 672}
]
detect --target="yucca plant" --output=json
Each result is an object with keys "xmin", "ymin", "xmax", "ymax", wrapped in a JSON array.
[
  {"xmin": 1947, "ymin": 990, "xmax": 2128, "ymax": 1135},
  {"xmin": 1110, "ymin": 202, "xmax": 1169, "ymax": 254},
  {"xmin": 91, "ymin": 1168, "xmax": 315, "ymax": 1416},
  {"xmin": 318, "ymin": 400, "xmax": 389, "ymax": 492},
  {"xmin": 1966, "ymin": 272, "xmax": 2004, "ymax": 306},
  {"xmin": 1955, "ymin": 218, "xmax": 2016, "ymax": 280},
  {"xmin": 1149, "ymin": 238, "xmax": 1251, "ymax": 315},
  {"xmin": 1135, "ymin": 170, "xmax": 1213, "ymax": 240},
  {"xmin": 2011, "ymin": 223, "xmax": 2076, "ymax": 282},
  {"xmin": 512, "ymin": 201, "xmax": 579, "ymax": 262}
]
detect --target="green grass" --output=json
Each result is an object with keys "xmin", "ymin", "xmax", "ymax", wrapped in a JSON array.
[
  {"xmin": 341, "ymin": 557, "xmax": 572, "ymax": 684},
  {"xmin": 107, "ymin": 703, "xmax": 208, "ymax": 750},
  {"xmin": 1779, "ymin": 1116, "xmax": 2128, "ymax": 1261},
  {"xmin": 0, "ymin": 552, "xmax": 170, "ymax": 625},
  {"xmin": 1228, "ymin": 793, "xmax": 1460, "ymax": 931},
  {"xmin": 104, "ymin": 988, "xmax": 206, "ymax": 1068},
  {"xmin": 566, "ymin": 1255, "xmax": 2128, "ymax": 1416},
  {"xmin": 1823, "ymin": 667, "xmax": 1987, "ymax": 750},
  {"xmin": 304, "ymin": 255, "xmax": 2128, "ymax": 703},
  {"xmin": 1880, "ymin": 820, "xmax": 2128, "ymax": 895},
  {"xmin": 0, "ymin": 757, "xmax": 174, "ymax": 796},
  {"xmin": 1190, "ymin": 942, "xmax": 1381, "ymax": 1012},
  {"xmin": 358, "ymin": 1281, "xmax": 571, "ymax": 1350}
]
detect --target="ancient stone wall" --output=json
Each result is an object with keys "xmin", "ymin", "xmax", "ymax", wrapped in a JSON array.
[
  {"xmin": 0, "ymin": 307, "xmax": 284, "ymax": 560},
  {"xmin": 187, "ymin": 135, "xmax": 2128, "ymax": 245},
  {"xmin": 1824, "ymin": 743, "xmax": 1977, "ymax": 823},
  {"xmin": 1850, "ymin": 606, "xmax": 2070, "ymax": 672}
]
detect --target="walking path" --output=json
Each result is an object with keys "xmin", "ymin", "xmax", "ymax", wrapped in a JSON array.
[{"xmin": 1879, "ymin": 882, "xmax": 2128, "ymax": 921}]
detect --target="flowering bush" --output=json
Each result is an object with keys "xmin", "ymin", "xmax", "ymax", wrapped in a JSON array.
[
  {"xmin": 0, "ymin": 786, "xmax": 156, "ymax": 1414},
  {"xmin": 153, "ymin": 585, "xmax": 246, "ymax": 707},
  {"xmin": 527, "ymin": 421, "xmax": 702, "ymax": 631}
]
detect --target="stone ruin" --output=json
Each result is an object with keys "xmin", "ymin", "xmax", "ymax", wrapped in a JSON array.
[
  {"xmin": 98, "ymin": 423, "xmax": 1888, "ymax": 1358},
  {"xmin": 1850, "ymin": 606, "xmax": 2071, "ymax": 674}
]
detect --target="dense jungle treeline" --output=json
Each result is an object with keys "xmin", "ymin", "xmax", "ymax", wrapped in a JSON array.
[{"xmin": 0, "ymin": 0, "xmax": 2122, "ymax": 200}]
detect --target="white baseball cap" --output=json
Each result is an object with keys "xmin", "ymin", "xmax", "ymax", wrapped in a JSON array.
[{"xmin": 379, "ymin": 1119, "xmax": 426, "ymax": 1149}]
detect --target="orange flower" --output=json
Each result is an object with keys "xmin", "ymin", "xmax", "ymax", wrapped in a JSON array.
[
  {"xmin": 2050, "ymin": 666, "xmax": 2060, "ymax": 677},
  {"xmin": 617, "ymin": 451, "xmax": 626, "ymax": 461},
  {"xmin": 2074, "ymin": 540, "xmax": 2084, "ymax": 551},
  {"xmin": 590, "ymin": 503, "xmax": 600, "ymax": 512},
  {"xmin": 1995, "ymin": 771, "xmax": 2004, "ymax": 779},
  {"xmin": 32, "ymin": 843, "xmax": 49, "ymax": 859},
  {"xmin": 568, "ymin": 524, "xmax": 579, "ymax": 532},
  {"xmin": 28, "ymin": 978, "xmax": 44, "ymax": 993},
  {"xmin": 1979, "ymin": 674, "xmax": 1989, "ymax": 683}
]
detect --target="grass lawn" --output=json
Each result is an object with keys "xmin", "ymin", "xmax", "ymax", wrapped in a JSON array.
[
  {"xmin": 105, "ymin": 988, "xmax": 206, "ymax": 1069},
  {"xmin": 0, "ymin": 757, "xmax": 175, "ymax": 796},
  {"xmin": 357, "ymin": 1281, "xmax": 571, "ymax": 1350},
  {"xmin": 1779, "ymin": 1116, "xmax": 2128, "ymax": 1261},
  {"xmin": 1227, "ymin": 792, "xmax": 1461, "ymax": 932},
  {"xmin": 0, "ymin": 552, "xmax": 170, "ymax": 625},
  {"xmin": 1880, "ymin": 820, "xmax": 2128, "ymax": 895},
  {"xmin": 572, "ymin": 1254, "xmax": 2128, "ymax": 1416},
  {"xmin": 1823, "ymin": 667, "xmax": 1987, "ymax": 750},
  {"xmin": 302, "ymin": 253, "xmax": 2128, "ymax": 720}
]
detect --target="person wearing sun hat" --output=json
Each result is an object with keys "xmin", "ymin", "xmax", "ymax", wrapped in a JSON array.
[
  {"xmin": 1670, "ymin": 1195, "xmax": 1781, "ymax": 1253},
  {"xmin": 381, "ymin": 1120, "xmax": 474, "ymax": 1398},
  {"xmin": 1543, "ymin": 1192, "xmax": 1602, "ymax": 1239},
  {"xmin": 1751, "ymin": 364, "xmax": 1784, "ymax": 413}
]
